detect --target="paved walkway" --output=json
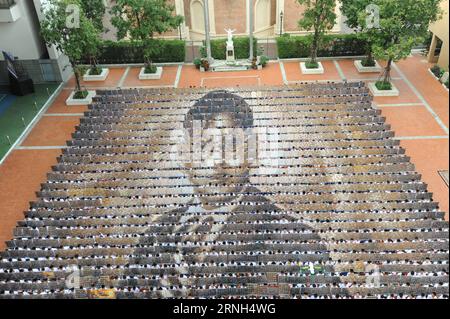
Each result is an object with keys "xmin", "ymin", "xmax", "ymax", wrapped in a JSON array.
[{"xmin": 0, "ymin": 55, "xmax": 448, "ymax": 251}]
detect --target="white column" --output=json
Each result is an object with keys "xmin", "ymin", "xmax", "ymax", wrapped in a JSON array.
[
  {"xmin": 248, "ymin": 0, "xmax": 254, "ymax": 60},
  {"xmin": 275, "ymin": 0, "xmax": 285, "ymax": 36},
  {"xmin": 175, "ymin": 0, "xmax": 187, "ymax": 39},
  {"xmin": 246, "ymin": 0, "xmax": 251, "ymax": 33},
  {"xmin": 175, "ymin": 0, "xmax": 184, "ymax": 15},
  {"xmin": 428, "ymin": 34, "xmax": 438, "ymax": 62},
  {"xmin": 208, "ymin": 0, "xmax": 216, "ymax": 35},
  {"xmin": 203, "ymin": 0, "xmax": 213, "ymax": 62}
]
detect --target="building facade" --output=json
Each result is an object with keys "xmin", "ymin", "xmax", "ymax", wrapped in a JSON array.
[
  {"xmin": 0, "ymin": 0, "xmax": 72, "ymax": 85},
  {"xmin": 428, "ymin": 0, "xmax": 449, "ymax": 70},
  {"xmin": 103, "ymin": 0, "xmax": 344, "ymax": 41},
  {"xmin": 1, "ymin": 0, "xmax": 344, "ymax": 85}
]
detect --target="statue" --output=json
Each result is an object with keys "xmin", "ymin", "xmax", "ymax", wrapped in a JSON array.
[
  {"xmin": 224, "ymin": 28, "xmax": 236, "ymax": 62},
  {"xmin": 225, "ymin": 28, "xmax": 236, "ymax": 44}
]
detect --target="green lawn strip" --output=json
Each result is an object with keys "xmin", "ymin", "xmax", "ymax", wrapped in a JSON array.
[{"xmin": 0, "ymin": 83, "xmax": 60, "ymax": 161}]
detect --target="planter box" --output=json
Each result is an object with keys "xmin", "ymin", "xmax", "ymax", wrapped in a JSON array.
[
  {"xmin": 354, "ymin": 60, "xmax": 382, "ymax": 73},
  {"xmin": 257, "ymin": 65, "xmax": 263, "ymax": 70},
  {"xmin": 428, "ymin": 68, "xmax": 439, "ymax": 80},
  {"xmin": 66, "ymin": 90, "xmax": 96, "ymax": 106},
  {"xmin": 368, "ymin": 82, "xmax": 399, "ymax": 97},
  {"xmin": 300, "ymin": 62, "xmax": 324, "ymax": 74},
  {"xmin": 82, "ymin": 68, "xmax": 109, "ymax": 82},
  {"xmin": 200, "ymin": 66, "xmax": 206, "ymax": 72},
  {"xmin": 138, "ymin": 67, "xmax": 163, "ymax": 80},
  {"xmin": 427, "ymin": 69, "xmax": 449, "ymax": 83}
]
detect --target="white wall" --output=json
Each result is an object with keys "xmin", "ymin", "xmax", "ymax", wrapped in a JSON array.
[{"xmin": 0, "ymin": 0, "xmax": 46, "ymax": 60}]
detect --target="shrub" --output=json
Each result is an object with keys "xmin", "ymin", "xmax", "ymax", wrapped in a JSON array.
[
  {"xmin": 305, "ymin": 60, "xmax": 319, "ymax": 69},
  {"xmin": 430, "ymin": 65, "xmax": 442, "ymax": 78},
  {"xmin": 81, "ymin": 39, "xmax": 185, "ymax": 64},
  {"xmin": 89, "ymin": 65, "xmax": 102, "ymax": 75},
  {"xmin": 200, "ymin": 37, "xmax": 258, "ymax": 60},
  {"xmin": 201, "ymin": 58, "xmax": 210, "ymax": 71},
  {"xmin": 276, "ymin": 34, "xmax": 367, "ymax": 59},
  {"xmin": 445, "ymin": 80, "xmax": 449, "ymax": 89},
  {"xmin": 251, "ymin": 58, "xmax": 258, "ymax": 69},
  {"xmin": 259, "ymin": 55, "xmax": 269, "ymax": 67},
  {"xmin": 73, "ymin": 90, "xmax": 89, "ymax": 99},
  {"xmin": 193, "ymin": 58, "xmax": 201, "ymax": 69},
  {"xmin": 144, "ymin": 65, "xmax": 157, "ymax": 74},
  {"xmin": 375, "ymin": 81, "xmax": 393, "ymax": 91},
  {"xmin": 361, "ymin": 57, "xmax": 376, "ymax": 67}
]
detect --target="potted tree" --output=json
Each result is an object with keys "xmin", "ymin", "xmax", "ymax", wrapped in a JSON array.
[
  {"xmin": 40, "ymin": 0, "xmax": 100, "ymax": 105},
  {"xmin": 193, "ymin": 58, "xmax": 202, "ymax": 69},
  {"xmin": 297, "ymin": 0, "xmax": 337, "ymax": 74},
  {"xmin": 340, "ymin": 0, "xmax": 382, "ymax": 73},
  {"xmin": 252, "ymin": 56, "xmax": 269, "ymax": 70},
  {"xmin": 80, "ymin": 0, "xmax": 109, "ymax": 81},
  {"xmin": 82, "ymin": 30, "xmax": 109, "ymax": 81},
  {"xmin": 140, "ymin": 40, "xmax": 163, "ymax": 80},
  {"xmin": 200, "ymin": 58, "xmax": 210, "ymax": 72},
  {"xmin": 360, "ymin": 0, "xmax": 442, "ymax": 96},
  {"xmin": 111, "ymin": 0, "xmax": 183, "ymax": 80}
]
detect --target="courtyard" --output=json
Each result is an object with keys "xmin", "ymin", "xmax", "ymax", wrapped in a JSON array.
[{"xmin": 0, "ymin": 54, "xmax": 448, "ymax": 252}]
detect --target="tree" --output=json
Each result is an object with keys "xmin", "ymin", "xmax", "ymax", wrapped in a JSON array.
[
  {"xmin": 40, "ymin": 0, "xmax": 100, "ymax": 97},
  {"xmin": 358, "ymin": 0, "xmax": 442, "ymax": 87},
  {"xmin": 83, "ymin": 26, "xmax": 102, "ymax": 75},
  {"xmin": 80, "ymin": 0, "xmax": 104, "ymax": 73},
  {"xmin": 340, "ymin": 0, "xmax": 375, "ymax": 66},
  {"xmin": 297, "ymin": 0, "xmax": 337, "ymax": 67},
  {"xmin": 80, "ymin": 0, "xmax": 106, "ymax": 31},
  {"xmin": 110, "ymin": 0, "xmax": 183, "ymax": 72}
]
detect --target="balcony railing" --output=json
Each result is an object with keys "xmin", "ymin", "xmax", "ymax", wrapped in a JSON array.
[{"xmin": 0, "ymin": 0, "xmax": 16, "ymax": 9}]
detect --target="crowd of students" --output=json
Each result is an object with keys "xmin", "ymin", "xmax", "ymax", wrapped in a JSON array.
[{"xmin": 0, "ymin": 83, "xmax": 448, "ymax": 299}]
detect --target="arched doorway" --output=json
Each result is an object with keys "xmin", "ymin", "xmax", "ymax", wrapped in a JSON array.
[
  {"xmin": 190, "ymin": 0, "xmax": 205, "ymax": 33},
  {"xmin": 255, "ymin": 0, "xmax": 271, "ymax": 32}
]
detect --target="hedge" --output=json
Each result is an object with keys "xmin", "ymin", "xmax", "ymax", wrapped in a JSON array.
[
  {"xmin": 276, "ymin": 34, "xmax": 367, "ymax": 59},
  {"xmin": 200, "ymin": 37, "xmax": 258, "ymax": 60},
  {"xmin": 81, "ymin": 39, "xmax": 185, "ymax": 64}
]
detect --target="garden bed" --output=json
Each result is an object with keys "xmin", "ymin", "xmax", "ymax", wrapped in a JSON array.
[
  {"xmin": 354, "ymin": 60, "xmax": 382, "ymax": 73},
  {"xmin": 83, "ymin": 68, "xmax": 110, "ymax": 81},
  {"xmin": 138, "ymin": 66, "xmax": 163, "ymax": 80},
  {"xmin": 66, "ymin": 90, "xmax": 96, "ymax": 106},
  {"xmin": 428, "ymin": 65, "xmax": 449, "ymax": 91},
  {"xmin": 368, "ymin": 82, "xmax": 399, "ymax": 97},
  {"xmin": 300, "ymin": 61, "xmax": 324, "ymax": 74}
]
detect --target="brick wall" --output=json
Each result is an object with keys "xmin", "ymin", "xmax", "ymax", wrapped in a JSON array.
[
  {"xmin": 214, "ymin": 0, "xmax": 248, "ymax": 34},
  {"xmin": 284, "ymin": 0, "xmax": 305, "ymax": 32}
]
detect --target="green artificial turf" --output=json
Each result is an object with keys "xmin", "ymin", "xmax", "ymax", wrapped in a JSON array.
[{"xmin": 0, "ymin": 83, "xmax": 60, "ymax": 162}]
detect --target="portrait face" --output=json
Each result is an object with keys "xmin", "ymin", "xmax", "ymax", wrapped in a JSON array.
[{"xmin": 184, "ymin": 112, "xmax": 250, "ymax": 207}]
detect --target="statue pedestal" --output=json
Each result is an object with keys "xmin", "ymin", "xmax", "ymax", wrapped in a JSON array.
[{"xmin": 226, "ymin": 41, "xmax": 235, "ymax": 62}]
